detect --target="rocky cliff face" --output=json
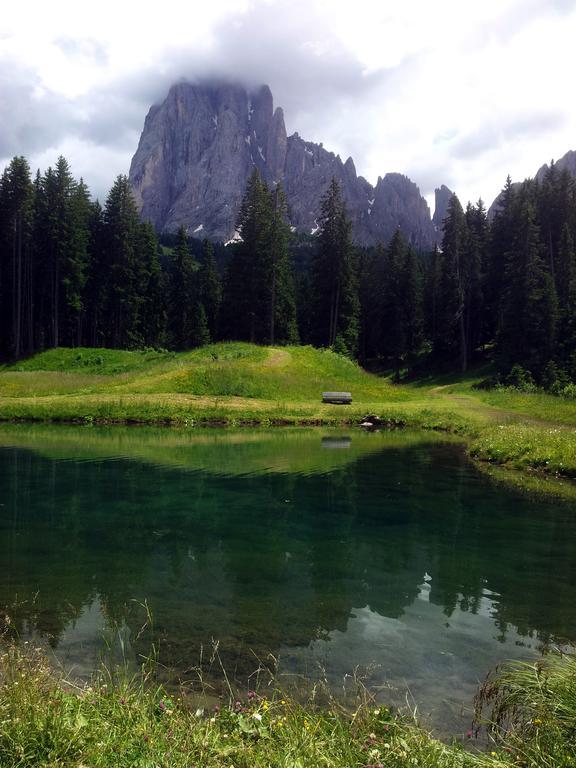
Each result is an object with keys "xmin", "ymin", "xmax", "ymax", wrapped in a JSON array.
[
  {"xmin": 432, "ymin": 184, "xmax": 454, "ymax": 234},
  {"xmin": 129, "ymin": 81, "xmax": 440, "ymax": 248}
]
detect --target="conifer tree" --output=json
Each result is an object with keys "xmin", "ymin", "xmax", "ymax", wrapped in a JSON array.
[
  {"xmin": 437, "ymin": 194, "xmax": 468, "ymax": 369},
  {"xmin": 498, "ymin": 200, "xmax": 558, "ymax": 378},
  {"xmin": 221, "ymin": 170, "xmax": 269, "ymax": 342},
  {"xmin": 199, "ymin": 239, "xmax": 222, "ymax": 341},
  {"xmin": 0, "ymin": 156, "xmax": 34, "ymax": 359},
  {"xmin": 311, "ymin": 178, "xmax": 359, "ymax": 357},
  {"xmin": 379, "ymin": 229, "xmax": 408, "ymax": 377},
  {"xmin": 137, "ymin": 221, "xmax": 165, "ymax": 347},
  {"xmin": 101, "ymin": 175, "xmax": 143, "ymax": 348},
  {"xmin": 401, "ymin": 244, "xmax": 423, "ymax": 368},
  {"xmin": 267, "ymin": 185, "xmax": 298, "ymax": 344},
  {"xmin": 555, "ymin": 223, "xmax": 576, "ymax": 369},
  {"xmin": 168, "ymin": 226, "xmax": 198, "ymax": 349},
  {"xmin": 221, "ymin": 172, "xmax": 298, "ymax": 345}
]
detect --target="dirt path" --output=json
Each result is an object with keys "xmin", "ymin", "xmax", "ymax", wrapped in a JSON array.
[
  {"xmin": 264, "ymin": 348, "xmax": 291, "ymax": 366},
  {"xmin": 429, "ymin": 384, "xmax": 576, "ymax": 430}
]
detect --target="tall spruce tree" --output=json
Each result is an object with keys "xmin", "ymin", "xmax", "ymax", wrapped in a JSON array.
[
  {"xmin": 267, "ymin": 185, "xmax": 298, "ymax": 344},
  {"xmin": 221, "ymin": 172, "xmax": 298, "ymax": 345},
  {"xmin": 552, "ymin": 223, "xmax": 575, "ymax": 372},
  {"xmin": 436, "ymin": 194, "xmax": 468, "ymax": 369},
  {"xmin": 311, "ymin": 178, "xmax": 359, "ymax": 356},
  {"xmin": 101, "ymin": 174, "xmax": 143, "ymax": 348},
  {"xmin": 137, "ymin": 221, "xmax": 166, "ymax": 347},
  {"xmin": 0, "ymin": 156, "xmax": 34, "ymax": 359},
  {"xmin": 498, "ymin": 199, "xmax": 558, "ymax": 378},
  {"xmin": 199, "ymin": 239, "xmax": 222, "ymax": 341},
  {"xmin": 168, "ymin": 226, "xmax": 198, "ymax": 349}
]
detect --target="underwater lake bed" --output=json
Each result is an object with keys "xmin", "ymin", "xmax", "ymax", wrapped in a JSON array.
[{"xmin": 0, "ymin": 424, "xmax": 575, "ymax": 733}]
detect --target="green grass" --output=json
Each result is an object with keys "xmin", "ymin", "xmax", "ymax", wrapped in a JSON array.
[
  {"xmin": 1, "ymin": 342, "xmax": 575, "ymax": 484},
  {"xmin": 470, "ymin": 423, "xmax": 576, "ymax": 478},
  {"xmin": 5, "ymin": 346, "xmax": 174, "ymax": 375},
  {"xmin": 1, "ymin": 643, "xmax": 574, "ymax": 767}
]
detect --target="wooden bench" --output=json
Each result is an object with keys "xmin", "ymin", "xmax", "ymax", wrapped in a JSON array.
[{"xmin": 322, "ymin": 391, "xmax": 352, "ymax": 404}]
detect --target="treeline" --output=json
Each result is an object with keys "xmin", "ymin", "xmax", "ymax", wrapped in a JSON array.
[
  {"xmin": 1, "ymin": 155, "xmax": 575, "ymax": 390},
  {"xmin": 0, "ymin": 156, "xmax": 222, "ymax": 358}
]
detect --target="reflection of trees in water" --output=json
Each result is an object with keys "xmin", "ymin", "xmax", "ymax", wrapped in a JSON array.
[{"xmin": 0, "ymin": 441, "xmax": 575, "ymax": 672}]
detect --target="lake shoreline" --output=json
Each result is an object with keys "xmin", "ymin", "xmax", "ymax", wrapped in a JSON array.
[{"xmin": 1, "ymin": 412, "xmax": 575, "ymax": 493}]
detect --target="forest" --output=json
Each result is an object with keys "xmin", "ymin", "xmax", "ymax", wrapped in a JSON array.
[{"xmin": 1, "ymin": 155, "xmax": 575, "ymax": 394}]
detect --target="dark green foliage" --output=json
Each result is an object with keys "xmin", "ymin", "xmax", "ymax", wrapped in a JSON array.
[
  {"xmin": 199, "ymin": 239, "xmax": 222, "ymax": 340},
  {"xmin": 498, "ymin": 197, "xmax": 558, "ymax": 379},
  {"xmin": 220, "ymin": 171, "xmax": 298, "ymax": 345},
  {"xmin": 1, "ymin": 151, "xmax": 576, "ymax": 391},
  {"xmin": 101, "ymin": 175, "xmax": 146, "ymax": 348},
  {"xmin": 168, "ymin": 226, "xmax": 200, "ymax": 349},
  {"xmin": 310, "ymin": 178, "xmax": 359, "ymax": 357},
  {"xmin": 436, "ymin": 194, "xmax": 468, "ymax": 369},
  {"xmin": 0, "ymin": 156, "xmax": 34, "ymax": 359}
]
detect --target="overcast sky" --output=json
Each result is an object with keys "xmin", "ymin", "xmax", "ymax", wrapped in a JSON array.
[{"xmin": 1, "ymin": 0, "xmax": 575, "ymax": 211}]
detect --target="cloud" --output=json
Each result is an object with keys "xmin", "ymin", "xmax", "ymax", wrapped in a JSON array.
[
  {"xmin": 1, "ymin": 0, "xmax": 575, "ymax": 206},
  {"xmin": 0, "ymin": 60, "xmax": 76, "ymax": 157},
  {"xmin": 451, "ymin": 110, "xmax": 567, "ymax": 160}
]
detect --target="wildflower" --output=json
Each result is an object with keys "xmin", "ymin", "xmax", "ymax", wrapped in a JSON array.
[
  {"xmin": 533, "ymin": 718, "xmax": 542, "ymax": 725},
  {"xmin": 253, "ymin": 712, "xmax": 262, "ymax": 721},
  {"xmin": 247, "ymin": 690, "xmax": 257, "ymax": 700},
  {"xmin": 466, "ymin": 729, "xmax": 473, "ymax": 738}
]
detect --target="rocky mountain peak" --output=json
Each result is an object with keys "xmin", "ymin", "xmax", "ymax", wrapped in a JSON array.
[
  {"xmin": 432, "ymin": 184, "xmax": 454, "ymax": 233},
  {"xmin": 129, "ymin": 80, "xmax": 442, "ymax": 248}
]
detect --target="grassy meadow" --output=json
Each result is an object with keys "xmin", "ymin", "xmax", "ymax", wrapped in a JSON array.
[
  {"xmin": 0, "ymin": 641, "xmax": 574, "ymax": 768},
  {"xmin": 0, "ymin": 342, "xmax": 575, "ymax": 480}
]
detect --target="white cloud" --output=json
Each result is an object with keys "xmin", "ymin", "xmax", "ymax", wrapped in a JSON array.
[{"xmin": 1, "ymin": 0, "xmax": 575, "ymax": 209}]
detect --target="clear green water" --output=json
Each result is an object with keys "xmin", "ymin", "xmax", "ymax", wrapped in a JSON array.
[{"xmin": 0, "ymin": 424, "xmax": 575, "ymax": 732}]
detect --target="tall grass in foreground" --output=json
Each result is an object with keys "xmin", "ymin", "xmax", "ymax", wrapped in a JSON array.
[{"xmin": 0, "ymin": 641, "xmax": 575, "ymax": 768}]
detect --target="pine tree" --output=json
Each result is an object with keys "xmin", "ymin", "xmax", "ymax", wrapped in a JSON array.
[
  {"xmin": 83, "ymin": 200, "xmax": 106, "ymax": 346},
  {"xmin": 137, "ymin": 221, "xmax": 166, "ymax": 347},
  {"xmin": 379, "ymin": 229, "xmax": 407, "ymax": 377},
  {"xmin": 101, "ymin": 175, "xmax": 143, "ymax": 348},
  {"xmin": 401, "ymin": 245, "xmax": 423, "ymax": 368},
  {"xmin": 0, "ymin": 157, "xmax": 34, "ymax": 359},
  {"xmin": 436, "ymin": 194, "xmax": 468, "ymax": 369},
  {"xmin": 267, "ymin": 185, "xmax": 298, "ymax": 344},
  {"xmin": 486, "ymin": 176, "xmax": 516, "ymax": 343},
  {"xmin": 199, "ymin": 239, "xmax": 222, "ymax": 341},
  {"xmin": 221, "ymin": 170, "xmax": 270, "ymax": 342},
  {"xmin": 168, "ymin": 226, "xmax": 198, "ymax": 349},
  {"xmin": 63, "ymin": 178, "xmax": 92, "ymax": 345},
  {"xmin": 311, "ymin": 178, "xmax": 359, "ymax": 357},
  {"xmin": 555, "ymin": 223, "xmax": 576, "ymax": 370},
  {"xmin": 220, "ymin": 172, "xmax": 298, "ymax": 345},
  {"xmin": 464, "ymin": 200, "xmax": 487, "ymax": 354},
  {"xmin": 498, "ymin": 199, "xmax": 558, "ymax": 378}
]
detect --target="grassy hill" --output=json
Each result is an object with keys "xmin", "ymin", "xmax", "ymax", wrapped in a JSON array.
[{"xmin": 0, "ymin": 343, "xmax": 415, "ymax": 420}]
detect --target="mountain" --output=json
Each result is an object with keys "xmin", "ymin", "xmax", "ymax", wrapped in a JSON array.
[
  {"xmin": 129, "ymin": 81, "xmax": 440, "ymax": 248},
  {"xmin": 488, "ymin": 149, "xmax": 576, "ymax": 218},
  {"xmin": 432, "ymin": 184, "xmax": 453, "ymax": 234}
]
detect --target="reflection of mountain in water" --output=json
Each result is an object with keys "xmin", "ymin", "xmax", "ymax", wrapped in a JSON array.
[{"xmin": 0, "ymin": 432, "xmax": 575, "ymax": 686}]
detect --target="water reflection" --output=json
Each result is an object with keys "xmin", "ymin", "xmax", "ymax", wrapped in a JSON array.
[{"xmin": 0, "ymin": 425, "xmax": 575, "ymax": 730}]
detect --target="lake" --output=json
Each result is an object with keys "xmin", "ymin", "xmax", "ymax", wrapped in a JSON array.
[{"xmin": 0, "ymin": 424, "xmax": 575, "ymax": 733}]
